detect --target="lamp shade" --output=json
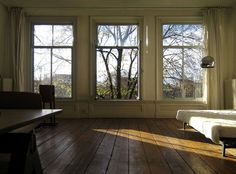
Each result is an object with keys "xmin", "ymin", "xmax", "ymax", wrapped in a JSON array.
[{"xmin": 201, "ymin": 56, "xmax": 215, "ymax": 68}]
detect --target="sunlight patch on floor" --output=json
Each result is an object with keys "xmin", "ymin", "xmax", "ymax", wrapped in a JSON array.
[{"xmin": 93, "ymin": 128, "xmax": 236, "ymax": 161}]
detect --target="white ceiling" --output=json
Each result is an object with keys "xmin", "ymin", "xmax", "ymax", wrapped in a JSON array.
[{"xmin": 0, "ymin": 0, "xmax": 235, "ymax": 8}]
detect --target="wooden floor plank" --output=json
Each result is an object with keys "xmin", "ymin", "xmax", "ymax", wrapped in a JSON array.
[
  {"xmin": 84, "ymin": 119, "xmax": 120, "ymax": 174},
  {"xmin": 36, "ymin": 119, "xmax": 72, "ymax": 146},
  {"xmin": 40, "ymin": 119, "xmax": 94, "ymax": 169},
  {"xmin": 171, "ymin": 119, "xmax": 236, "ymax": 174},
  {"xmin": 146, "ymin": 119, "xmax": 195, "ymax": 174},
  {"xmin": 156, "ymin": 119, "xmax": 217, "ymax": 174},
  {"xmin": 128, "ymin": 119, "xmax": 150, "ymax": 174},
  {"xmin": 106, "ymin": 119, "xmax": 129, "ymax": 174},
  {"xmin": 137, "ymin": 119, "xmax": 172, "ymax": 174},
  {"xmin": 43, "ymin": 119, "xmax": 104, "ymax": 174},
  {"xmin": 60, "ymin": 119, "xmax": 111, "ymax": 174},
  {"xmin": 38, "ymin": 119, "xmax": 84, "ymax": 155},
  {"xmin": 35, "ymin": 118, "xmax": 236, "ymax": 174}
]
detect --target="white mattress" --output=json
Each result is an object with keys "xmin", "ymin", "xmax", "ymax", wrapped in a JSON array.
[{"xmin": 176, "ymin": 110, "xmax": 236, "ymax": 144}]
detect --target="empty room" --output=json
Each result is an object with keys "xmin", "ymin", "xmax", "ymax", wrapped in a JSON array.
[{"xmin": 0, "ymin": 0, "xmax": 236, "ymax": 173}]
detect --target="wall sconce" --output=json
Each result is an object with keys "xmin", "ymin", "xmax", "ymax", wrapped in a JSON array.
[{"xmin": 201, "ymin": 56, "xmax": 215, "ymax": 68}]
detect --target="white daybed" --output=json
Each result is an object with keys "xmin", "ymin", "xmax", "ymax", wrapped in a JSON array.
[{"xmin": 176, "ymin": 110, "xmax": 236, "ymax": 156}]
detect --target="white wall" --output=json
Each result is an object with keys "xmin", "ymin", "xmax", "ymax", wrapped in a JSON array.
[
  {"xmin": 0, "ymin": 6, "xmax": 234, "ymax": 118},
  {"xmin": 22, "ymin": 8, "xmax": 210, "ymax": 118}
]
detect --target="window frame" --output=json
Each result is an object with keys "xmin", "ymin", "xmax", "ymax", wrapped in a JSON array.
[
  {"xmin": 157, "ymin": 17, "xmax": 205, "ymax": 101},
  {"xmin": 91, "ymin": 17, "xmax": 143, "ymax": 101},
  {"xmin": 30, "ymin": 17, "xmax": 76, "ymax": 100}
]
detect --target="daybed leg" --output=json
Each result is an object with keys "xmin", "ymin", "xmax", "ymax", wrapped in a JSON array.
[
  {"xmin": 183, "ymin": 122, "xmax": 187, "ymax": 130},
  {"xmin": 222, "ymin": 143, "xmax": 226, "ymax": 157}
]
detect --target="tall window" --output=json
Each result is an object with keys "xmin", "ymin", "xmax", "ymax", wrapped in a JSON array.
[
  {"xmin": 162, "ymin": 24, "xmax": 204, "ymax": 100},
  {"xmin": 96, "ymin": 24, "xmax": 139, "ymax": 100},
  {"xmin": 32, "ymin": 24, "xmax": 74, "ymax": 98}
]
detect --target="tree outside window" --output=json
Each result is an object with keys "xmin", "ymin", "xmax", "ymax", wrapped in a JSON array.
[
  {"xmin": 96, "ymin": 24, "xmax": 139, "ymax": 100},
  {"xmin": 33, "ymin": 24, "xmax": 73, "ymax": 98},
  {"xmin": 162, "ymin": 24, "xmax": 204, "ymax": 100}
]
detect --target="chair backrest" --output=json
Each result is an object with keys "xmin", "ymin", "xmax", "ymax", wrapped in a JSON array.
[
  {"xmin": 0, "ymin": 91, "xmax": 42, "ymax": 109},
  {"xmin": 39, "ymin": 85, "xmax": 55, "ymax": 109}
]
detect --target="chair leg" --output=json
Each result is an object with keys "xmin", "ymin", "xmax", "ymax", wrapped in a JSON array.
[
  {"xmin": 222, "ymin": 142, "xmax": 226, "ymax": 157},
  {"xmin": 41, "ymin": 101, "xmax": 57, "ymax": 127}
]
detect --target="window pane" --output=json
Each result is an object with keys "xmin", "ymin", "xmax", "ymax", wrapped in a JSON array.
[
  {"xmin": 183, "ymin": 48, "xmax": 203, "ymax": 82},
  {"xmin": 97, "ymin": 25, "xmax": 138, "ymax": 46},
  {"xmin": 163, "ymin": 47, "xmax": 203, "ymax": 99},
  {"xmin": 163, "ymin": 48, "xmax": 183, "ymax": 84},
  {"xmin": 33, "ymin": 24, "xmax": 74, "ymax": 98},
  {"xmin": 162, "ymin": 23, "xmax": 204, "ymax": 100},
  {"xmin": 96, "ymin": 24, "xmax": 139, "ymax": 100},
  {"xmin": 96, "ymin": 48, "xmax": 138, "ymax": 99},
  {"xmin": 163, "ymin": 25, "xmax": 183, "ymax": 46},
  {"xmin": 52, "ymin": 48, "xmax": 72, "ymax": 98},
  {"xmin": 34, "ymin": 25, "xmax": 52, "ymax": 46},
  {"xmin": 163, "ymin": 24, "xmax": 203, "ymax": 46},
  {"xmin": 182, "ymin": 25, "xmax": 203, "ymax": 46},
  {"xmin": 53, "ymin": 25, "xmax": 73, "ymax": 46},
  {"xmin": 33, "ymin": 48, "xmax": 51, "ymax": 93}
]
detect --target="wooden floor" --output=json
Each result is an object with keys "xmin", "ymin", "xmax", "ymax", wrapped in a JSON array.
[{"xmin": 36, "ymin": 119, "xmax": 236, "ymax": 174}]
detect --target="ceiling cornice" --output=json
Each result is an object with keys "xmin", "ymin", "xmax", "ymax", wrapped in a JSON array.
[{"xmin": 0, "ymin": 0, "xmax": 236, "ymax": 8}]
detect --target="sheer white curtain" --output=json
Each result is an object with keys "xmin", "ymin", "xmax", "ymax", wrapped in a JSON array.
[
  {"xmin": 203, "ymin": 8, "xmax": 230, "ymax": 109},
  {"xmin": 9, "ymin": 7, "xmax": 26, "ymax": 91}
]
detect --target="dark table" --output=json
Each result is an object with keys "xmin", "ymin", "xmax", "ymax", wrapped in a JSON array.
[{"xmin": 0, "ymin": 109, "xmax": 62, "ymax": 174}]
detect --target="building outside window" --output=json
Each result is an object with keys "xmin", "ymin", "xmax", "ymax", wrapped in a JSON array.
[
  {"xmin": 95, "ymin": 24, "xmax": 140, "ymax": 100},
  {"xmin": 32, "ymin": 24, "xmax": 74, "ymax": 98},
  {"xmin": 162, "ymin": 23, "xmax": 204, "ymax": 100}
]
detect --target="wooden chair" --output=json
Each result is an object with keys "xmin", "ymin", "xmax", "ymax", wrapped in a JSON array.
[{"xmin": 39, "ymin": 85, "xmax": 56, "ymax": 126}]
